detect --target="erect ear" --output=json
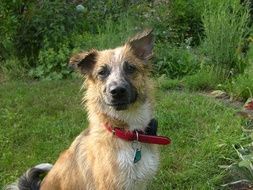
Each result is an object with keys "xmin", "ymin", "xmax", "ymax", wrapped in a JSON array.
[
  {"xmin": 127, "ymin": 29, "xmax": 154, "ymax": 61},
  {"xmin": 69, "ymin": 50, "xmax": 98, "ymax": 74}
]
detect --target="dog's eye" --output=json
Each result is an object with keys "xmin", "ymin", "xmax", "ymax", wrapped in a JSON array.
[
  {"xmin": 124, "ymin": 62, "xmax": 136, "ymax": 74},
  {"xmin": 98, "ymin": 66, "xmax": 110, "ymax": 78}
]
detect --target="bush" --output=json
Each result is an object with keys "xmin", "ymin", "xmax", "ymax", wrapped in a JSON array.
[
  {"xmin": 201, "ymin": 0, "xmax": 251, "ymax": 77},
  {"xmin": 28, "ymin": 42, "xmax": 71, "ymax": 80},
  {"xmin": 84, "ymin": 0, "xmax": 136, "ymax": 33},
  {"xmin": 154, "ymin": 43, "xmax": 200, "ymax": 79},
  {"xmin": 148, "ymin": 0, "xmax": 204, "ymax": 46},
  {"xmin": 28, "ymin": 16, "xmax": 137, "ymax": 80},
  {"xmin": 1, "ymin": 0, "xmax": 207, "ymax": 80},
  {"xmin": 0, "ymin": 1, "xmax": 19, "ymax": 61},
  {"xmin": 14, "ymin": 0, "xmax": 86, "ymax": 67}
]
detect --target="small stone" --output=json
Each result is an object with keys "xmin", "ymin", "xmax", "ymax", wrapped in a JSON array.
[{"xmin": 210, "ymin": 90, "xmax": 228, "ymax": 99}]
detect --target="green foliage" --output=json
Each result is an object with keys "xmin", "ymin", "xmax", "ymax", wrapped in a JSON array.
[
  {"xmin": 1, "ymin": 0, "xmax": 252, "ymax": 82},
  {"xmin": 28, "ymin": 42, "xmax": 71, "ymax": 80},
  {"xmin": 155, "ymin": 43, "xmax": 200, "ymax": 79},
  {"xmin": 166, "ymin": 0, "xmax": 204, "ymax": 45},
  {"xmin": 14, "ymin": 1, "xmax": 86, "ymax": 66},
  {"xmin": 27, "ymin": 17, "xmax": 137, "ymax": 80},
  {"xmin": 72, "ymin": 17, "xmax": 137, "ymax": 51},
  {"xmin": 0, "ymin": 0, "xmax": 145, "ymax": 80},
  {"xmin": 201, "ymin": 0, "xmax": 251, "ymax": 77},
  {"xmin": 0, "ymin": 1, "xmax": 19, "ymax": 61},
  {"xmin": 148, "ymin": 0, "xmax": 204, "ymax": 45},
  {"xmin": 234, "ymin": 143, "xmax": 253, "ymax": 183},
  {"xmin": 224, "ymin": 64, "xmax": 253, "ymax": 100},
  {"xmin": 222, "ymin": 120, "xmax": 253, "ymax": 188},
  {"xmin": 83, "ymin": 0, "xmax": 134, "ymax": 32}
]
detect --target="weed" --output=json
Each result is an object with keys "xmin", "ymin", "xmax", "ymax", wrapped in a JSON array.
[{"xmin": 221, "ymin": 120, "xmax": 253, "ymax": 188}]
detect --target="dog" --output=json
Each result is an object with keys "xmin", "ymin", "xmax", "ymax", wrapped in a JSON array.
[{"xmin": 6, "ymin": 29, "xmax": 170, "ymax": 190}]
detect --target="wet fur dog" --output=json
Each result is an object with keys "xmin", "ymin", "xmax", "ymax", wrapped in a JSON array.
[{"xmin": 6, "ymin": 30, "xmax": 160, "ymax": 190}]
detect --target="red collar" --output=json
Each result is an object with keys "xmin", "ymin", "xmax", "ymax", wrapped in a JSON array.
[{"xmin": 103, "ymin": 123, "xmax": 171, "ymax": 145}]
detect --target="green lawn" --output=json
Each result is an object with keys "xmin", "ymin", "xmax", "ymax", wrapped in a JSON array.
[{"xmin": 0, "ymin": 79, "xmax": 247, "ymax": 189}]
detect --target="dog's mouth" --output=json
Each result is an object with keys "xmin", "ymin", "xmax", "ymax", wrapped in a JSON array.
[
  {"xmin": 105, "ymin": 101, "xmax": 129, "ymax": 111},
  {"xmin": 103, "ymin": 84, "xmax": 138, "ymax": 111}
]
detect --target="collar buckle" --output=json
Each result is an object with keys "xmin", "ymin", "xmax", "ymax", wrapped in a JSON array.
[{"xmin": 112, "ymin": 128, "xmax": 116, "ymax": 135}]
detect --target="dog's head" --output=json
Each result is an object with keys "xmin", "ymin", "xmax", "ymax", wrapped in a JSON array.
[{"xmin": 70, "ymin": 30, "xmax": 153, "ymax": 112}]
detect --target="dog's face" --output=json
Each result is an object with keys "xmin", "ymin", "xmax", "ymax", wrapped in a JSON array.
[{"xmin": 70, "ymin": 30, "xmax": 153, "ymax": 111}]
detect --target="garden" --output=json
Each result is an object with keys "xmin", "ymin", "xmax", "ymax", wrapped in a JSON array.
[{"xmin": 1, "ymin": 0, "xmax": 253, "ymax": 189}]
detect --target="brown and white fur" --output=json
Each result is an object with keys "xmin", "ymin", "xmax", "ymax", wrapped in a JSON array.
[{"xmin": 6, "ymin": 29, "xmax": 159, "ymax": 190}]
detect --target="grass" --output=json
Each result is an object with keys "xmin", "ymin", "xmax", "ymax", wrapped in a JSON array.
[
  {"xmin": 201, "ymin": 0, "xmax": 250, "ymax": 75},
  {"xmin": 0, "ymin": 79, "xmax": 248, "ymax": 189}
]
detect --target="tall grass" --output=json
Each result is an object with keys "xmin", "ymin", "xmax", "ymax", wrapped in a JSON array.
[
  {"xmin": 224, "ymin": 62, "xmax": 253, "ymax": 100},
  {"xmin": 71, "ymin": 16, "xmax": 139, "ymax": 52},
  {"xmin": 201, "ymin": 0, "xmax": 250, "ymax": 77},
  {"xmin": 0, "ymin": 58, "xmax": 29, "ymax": 81}
]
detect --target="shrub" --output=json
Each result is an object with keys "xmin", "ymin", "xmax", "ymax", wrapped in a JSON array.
[
  {"xmin": 28, "ymin": 16, "xmax": 137, "ymax": 80},
  {"xmin": 147, "ymin": 0, "xmax": 204, "ymax": 46},
  {"xmin": 28, "ymin": 42, "xmax": 71, "ymax": 80},
  {"xmin": 14, "ymin": 0, "xmax": 86, "ymax": 67},
  {"xmin": 0, "ymin": 1, "xmax": 19, "ymax": 61},
  {"xmin": 201, "ymin": 0, "xmax": 251, "ymax": 77},
  {"xmin": 154, "ymin": 43, "xmax": 200, "ymax": 79},
  {"xmin": 84, "ymin": 0, "xmax": 136, "ymax": 33}
]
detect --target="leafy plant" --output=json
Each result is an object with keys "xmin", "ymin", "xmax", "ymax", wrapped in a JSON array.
[
  {"xmin": 27, "ymin": 16, "xmax": 138, "ymax": 80},
  {"xmin": 13, "ymin": 0, "xmax": 87, "ymax": 67},
  {"xmin": 29, "ymin": 42, "xmax": 71, "ymax": 80},
  {"xmin": 0, "ymin": 1, "xmax": 19, "ymax": 61},
  {"xmin": 147, "ymin": 0, "xmax": 204, "ymax": 46},
  {"xmin": 154, "ymin": 43, "xmax": 200, "ymax": 79},
  {"xmin": 222, "ymin": 140, "xmax": 253, "ymax": 187}
]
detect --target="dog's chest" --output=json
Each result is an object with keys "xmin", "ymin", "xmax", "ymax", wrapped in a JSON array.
[{"xmin": 117, "ymin": 142, "xmax": 159, "ymax": 190}]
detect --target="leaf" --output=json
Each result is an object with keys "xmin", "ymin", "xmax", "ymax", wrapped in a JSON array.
[{"xmin": 238, "ymin": 160, "xmax": 252, "ymax": 171}]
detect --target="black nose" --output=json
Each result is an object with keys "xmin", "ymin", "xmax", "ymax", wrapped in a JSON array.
[{"xmin": 109, "ymin": 86, "xmax": 127, "ymax": 97}]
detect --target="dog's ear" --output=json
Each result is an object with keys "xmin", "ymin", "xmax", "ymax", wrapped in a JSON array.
[
  {"xmin": 69, "ymin": 50, "xmax": 98, "ymax": 74},
  {"xmin": 127, "ymin": 29, "xmax": 154, "ymax": 61}
]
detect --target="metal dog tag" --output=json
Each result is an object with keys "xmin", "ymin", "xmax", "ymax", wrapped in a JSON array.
[
  {"xmin": 134, "ymin": 148, "xmax": 142, "ymax": 163},
  {"xmin": 132, "ymin": 131, "xmax": 142, "ymax": 164}
]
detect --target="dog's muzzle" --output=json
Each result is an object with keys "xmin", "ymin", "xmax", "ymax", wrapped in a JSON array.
[{"xmin": 104, "ymin": 82, "xmax": 137, "ymax": 110}]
